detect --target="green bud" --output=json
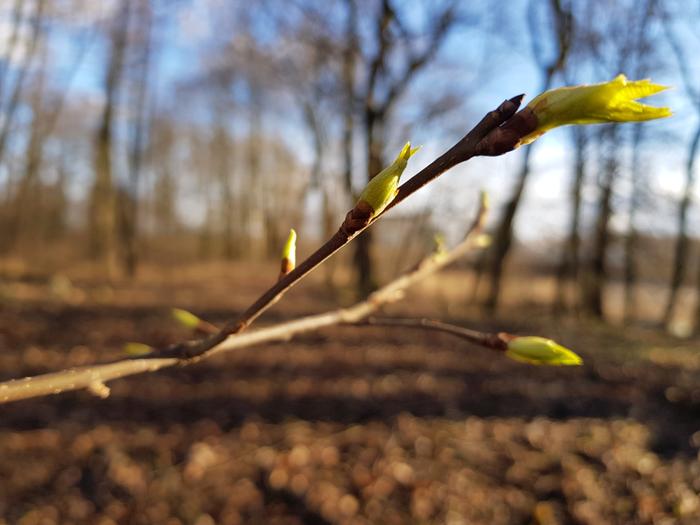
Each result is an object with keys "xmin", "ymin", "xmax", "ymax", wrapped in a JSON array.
[
  {"xmin": 281, "ymin": 228, "xmax": 297, "ymax": 274},
  {"xmin": 506, "ymin": 336, "xmax": 582, "ymax": 366},
  {"xmin": 172, "ymin": 308, "xmax": 202, "ymax": 330},
  {"xmin": 124, "ymin": 342, "xmax": 153, "ymax": 356},
  {"xmin": 521, "ymin": 75, "xmax": 671, "ymax": 145},
  {"xmin": 357, "ymin": 142, "xmax": 420, "ymax": 216}
]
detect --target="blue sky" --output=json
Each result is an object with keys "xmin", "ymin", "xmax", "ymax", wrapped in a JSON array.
[{"xmin": 1, "ymin": 0, "xmax": 698, "ymax": 243}]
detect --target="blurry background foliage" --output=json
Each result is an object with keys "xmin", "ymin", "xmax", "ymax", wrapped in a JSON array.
[
  {"xmin": 0, "ymin": 0, "xmax": 698, "ymax": 332},
  {"xmin": 3, "ymin": 2, "xmax": 700, "ymax": 524}
]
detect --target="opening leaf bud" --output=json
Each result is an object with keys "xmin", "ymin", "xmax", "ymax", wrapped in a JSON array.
[
  {"xmin": 505, "ymin": 336, "xmax": 582, "ymax": 366},
  {"xmin": 357, "ymin": 142, "xmax": 420, "ymax": 216}
]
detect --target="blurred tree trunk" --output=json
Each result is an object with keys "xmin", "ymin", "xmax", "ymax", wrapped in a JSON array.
[
  {"xmin": 271, "ymin": 0, "xmax": 459, "ymax": 295},
  {"xmin": 623, "ymin": 125, "xmax": 644, "ymax": 323},
  {"xmin": 696, "ymin": 252, "xmax": 700, "ymax": 335},
  {"xmin": 484, "ymin": 0, "xmax": 571, "ymax": 312},
  {"xmin": 340, "ymin": 0, "xmax": 359, "ymax": 293},
  {"xmin": 336, "ymin": 0, "xmax": 360, "ymax": 288},
  {"xmin": 214, "ymin": 125, "xmax": 238, "ymax": 259},
  {"xmin": 341, "ymin": 0, "xmax": 357, "ymax": 201},
  {"xmin": 0, "ymin": 0, "xmax": 25, "ymax": 102},
  {"xmin": 264, "ymin": 149, "xmax": 283, "ymax": 258},
  {"xmin": 5, "ymin": 49, "xmax": 48, "ymax": 251},
  {"xmin": 2, "ymin": 10, "xmax": 87, "ymax": 253},
  {"xmin": 246, "ymin": 84, "xmax": 261, "ymax": 258},
  {"xmin": 661, "ymin": 18, "xmax": 700, "ymax": 328},
  {"xmin": 623, "ymin": 0, "xmax": 655, "ymax": 323},
  {"xmin": 470, "ymin": 250, "xmax": 488, "ymax": 304},
  {"xmin": 300, "ymin": 98, "xmax": 338, "ymax": 286},
  {"xmin": 302, "ymin": 100, "xmax": 326, "ymax": 222},
  {"xmin": 149, "ymin": 119, "xmax": 179, "ymax": 239},
  {"xmin": 663, "ymin": 123, "xmax": 700, "ymax": 327},
  {"xmin": 199, "ymin": 204, "xmax": 215, "ymax": 260},
  {"xmin": 14, "ymin": 105, "xmax": 44, "ymax": 246},
  {"xmin": 352, "ymin": 0, "xmax": 458, "ymax": 296},
  {"xmin": 117, "ymin": 0, "xmax": 152, "ymax": 277},
  {"xmin": 352, "ymin": 0, "xmax": 392, "ymax": 297},
  {"xmin": 581, "ymin": 127, "xmax": 619, "ymax": 319},
  {"xmin": 484, "ymin": 145, "xmax": 535, "ymax": 312},
  {"xmin": 153, "ymin": 165, "xmax": 177, "ymax": 236},
  {"xmin": 0, "ymin": 0, "xmax": 45, "ymax": 167},
  {"xmin": 88, "ymin": 2, "xmax": 130, "ymax": 275},
  {"xmin": 42, "ymin": 162, "xmax": 68, "ymax": 242},
  {"xmin": 554, "ymin": 127, "xmax": 587, "ymax": 312},
  {"xmin": 263, "ymin": 137, "xmax": 282, "ymax": 258},
  {"xmin": 354, "ymin": 108, "xmax": 384, "ymax": 295}
]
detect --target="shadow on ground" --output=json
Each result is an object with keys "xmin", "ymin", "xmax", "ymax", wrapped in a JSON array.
[{"xmin": 1, "ymin": 295, "xmax": 699, "ymax": 524}]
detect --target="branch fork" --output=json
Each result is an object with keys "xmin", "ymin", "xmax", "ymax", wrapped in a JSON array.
[{"xmin": 0, "ymin": 93, "xmax": 574, "ymax": 404}]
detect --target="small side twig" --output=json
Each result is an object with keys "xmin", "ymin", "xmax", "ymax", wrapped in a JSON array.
[{"xmin": 359, "ymin": 317, "xmax": 509, "ymax": 352}]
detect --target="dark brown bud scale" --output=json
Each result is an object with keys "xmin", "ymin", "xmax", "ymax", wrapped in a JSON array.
[
  {"xmin": 475, "ymin": 108, "xmax": 539, "ymax": 156},
  {"xmin": 279, "ymin": 258, "xmax": 294, "ymax": 279},
  {"xmin": 341, "ymin": 200, "xmax": 375, "ymax": 236}
]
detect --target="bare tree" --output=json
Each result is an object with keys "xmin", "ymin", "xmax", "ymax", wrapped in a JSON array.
[
  {"xmin": 341, "ymin": 0, "xmax": 358, "ymax": 201},
  {"xmin": 619, "ymin": 0, "xmax": 659, "ymax": 323},
  {"xmin": 88, "ymin": 1, "xmax": 130, "ymax": 274},
  {"xmin": 213, "ymin": 122, "xmax": 238, "ymax": 259},
  {"xmin": 147, "ymin": 116, "xmax": 179, "ymax": 238},
  {"xmin": 116, "ymin": 0, "xmax": 153, "ymax": 277},
  {"xmin": 661, "ymin": 12, "xmax": 700, "ymax": 329},
  {"xmin": 291, "ymin": 3, "xmax": 349, "ymax": 283},
  {"xmin": 1, "ymin": 0, "xmax": 90, "ymax": 253},
  {"xmin": 554, "ymin": 126, "xmax": 588, "ymax": 311},
  {"xmin": 483, "ymin": 0, "xmax": 572, "ymax": 311},
  {"xmin": 0, "ymin": 0, "xmax": 46, "ymax": 167},
  {"xmin": 581, "ymin": 125, "xmax": 620, "ymax": 318},
  {"xmin": 347, "ymin": 0, "xmax": 462, "ymax": 295},
  {"xmin": 0, "ymin": 0, "xmax": 26, "ymax": 101},
  {"xmin": 564, "ymin": 0, "xmax": 661, "ymax": 320},
  {"xmin": 623, "ymin": 124, "xmax": 644, "ymax": 322},
  {"xmin": 2, "ymin": 42, "xmax": 50, "ymax": 252}
]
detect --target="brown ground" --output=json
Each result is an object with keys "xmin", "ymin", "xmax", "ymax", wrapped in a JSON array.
[{"xmin": 1, "ymin": 261, "xmax": 699, "ymax": 525}]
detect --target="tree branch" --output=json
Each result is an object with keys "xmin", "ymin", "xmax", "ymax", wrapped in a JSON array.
[
  {"xmin": 358, "ymin": 317, "xmax": 508, "ymax": 351},
  {"xmin": 380, "ymin": 2, "xmax": 458, "ymax": 112},
  {"xmin": 160, "ymin": 94, "xmax": 524, "ymax": 362},
  {"xmin": 0, "ymin": 195, "xmax": 489, "ymax": 404}
]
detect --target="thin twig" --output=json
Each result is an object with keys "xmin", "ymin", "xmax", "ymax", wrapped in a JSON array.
[
  {"xmin": 0, "ymin": 197, "xmax": 489, "ymax": 404},
  {"xmin": 359, "ymin": 317, "xmax": 508, "ymax": 351},
  {"xmin": 166, "ymin": 94, "xmax": 525, "ymax": 360}
]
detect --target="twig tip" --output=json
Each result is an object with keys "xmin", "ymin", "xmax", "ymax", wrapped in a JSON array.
[
  {"xmin": 509, "ymin": 93, "xmax": 526, "ymax": 106},
  {"xmin": 87, "ymin": 381, "xmax": 111, "ymax": 399}
]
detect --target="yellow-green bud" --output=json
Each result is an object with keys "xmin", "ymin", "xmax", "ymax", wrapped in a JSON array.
[
  {"xmin": 521, "ymin": 74, "xmax": 671, "ymax": 145},
  {"xmin": 357, "ymin": 142, "xmax": 420, "ymax": 216},
  {"xmin": 281, "ymin": 228, "xmax": 297, "ymax": 275},
  {"xmin": 172, "ymin": 308, "xmax": 201, "ymax": 330},
  {"xmin": 124, "ymin": 342, "xmax": 153, "ymax": 356},
  {"xmin": 506, "ymin": 336, "xmax": 582, "ymax": 366}
]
